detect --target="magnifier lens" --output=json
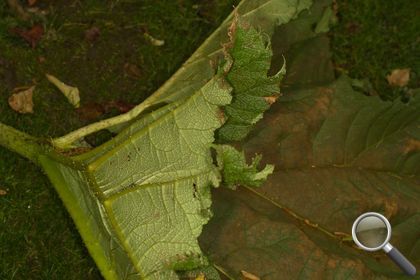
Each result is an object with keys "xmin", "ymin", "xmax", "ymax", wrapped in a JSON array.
[{"xmin": 355, "ymin": 216, "xmax": 388, "ymax": 248}]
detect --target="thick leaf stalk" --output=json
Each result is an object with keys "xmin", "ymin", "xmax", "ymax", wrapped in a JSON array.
[{"xmin": 0, "ymin": 122, "xmax": 43, "ymax": 164}]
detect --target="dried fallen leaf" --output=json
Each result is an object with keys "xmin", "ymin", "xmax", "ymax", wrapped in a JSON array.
[
  {"xmin": 0, "ymin": 189, "xmax": 7, "ymax": 196},
  {"xmin": 8, "ymin": 86, "xmax": 35, "ymax": 114},
  {"xmin": 144, "ymin": 32, "xmax": 165, "ymax": 46},
  {"xmin": 387, "ymin": 68, "xmax": 410, "ymax": 87},
  {"xmin": 28, "ymin": 0, "xmax": 37, "ymax": 6},
  {"xmin": 76, "ymin": 103, "xmax": 105, "ymax": 121},
  {"xmin": 77, "ymin": 101, "xmax": 134, "ymax": 121},
  {"xmin": 85, "ymin": 26, "xmax": 100, "ymax": 43},
  {"xmin": 10, "ymin": 24, "xmax": 44, "ymax": 48},
  {"xmin": 241, "ymin": 270, "xmax": 260, "ymax": 280},
  {"xmin": 46, "ymin": 74, "xmax": 80, "ymax": 108},
  {"xmin": 104, "ymin": 100, "xmax": 135, "ymax": 113}
]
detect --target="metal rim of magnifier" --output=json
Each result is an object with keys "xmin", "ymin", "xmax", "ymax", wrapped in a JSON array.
[{"xmin": 352, "ymin": 212, "xmax": 392, "ymax": 252}]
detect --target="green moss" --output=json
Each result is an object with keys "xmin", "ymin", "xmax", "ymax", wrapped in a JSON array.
[{"xmin": 331, "ymin": 0, "xmax": 420, "ymax": 100}]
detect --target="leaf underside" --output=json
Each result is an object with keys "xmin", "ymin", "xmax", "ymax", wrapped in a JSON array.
[
  {"xmin": 30, "ymin": 1, "xmax": 312, "ymax": 279},
  {"xmin": 215, "ymin": 144, "xmax": 274, "ymax": 189},
  {"xmin": 42, "ymin": 76, "xmax": 231, "ymax": 279},
  {"xmin": 216, "ymin": 20, "xmax": 284, "ymax": 142}
]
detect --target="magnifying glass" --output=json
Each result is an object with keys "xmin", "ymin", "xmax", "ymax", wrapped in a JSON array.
[{"xmin": 352, "ymin": 212, "xmax": 416, "ymax": 276}]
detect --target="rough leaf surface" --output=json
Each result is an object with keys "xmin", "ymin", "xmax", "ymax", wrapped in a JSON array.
[
  {"xmin": 215, "ymin": 144, "xmax": 274, "ymax": 189},
  {"xmin": 217, "ymin": 20, "xmax": 284, "ymax": 142},
  {"xmin": 41, "ymin": 76, "xmax": 231, "ymax": 280},
  {"xmin": 200, "ymin": 1, "xmax": 420, "ymax": 279}
]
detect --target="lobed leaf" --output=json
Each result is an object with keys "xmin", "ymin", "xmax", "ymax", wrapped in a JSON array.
[
  {"xmin": 200, "ymin": 1, "xmax": 420, "ymax": 278},
  {"xmin": 215, "ymin": 144, "xmax": 274, "ymax": 189},
  {"xmin": 217, "ymin": 19, "xmax": 285, "ymax": 142}
]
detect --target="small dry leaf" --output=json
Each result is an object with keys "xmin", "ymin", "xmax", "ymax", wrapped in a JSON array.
[
  {"xmin": 8, "ymin": 86, "xmax": 35, "ymax": 114},
  {"xmin": 144, "ymin": 32, "xmax": 165, "ymax": 46},
  {"xmin": 28, "ymin": 0, "xmax": 37, "ymax": 6},
  {"xmin": 46, "ymin": 74, "xmax": 80, "ymax": 108},
  {"xmin": 104, "ymin": 100, "xmax": 135, "ymax": 113},
  {"xmin": 10, "ymin": 24, "xmax": 44, "ymax": 48},
  {"xmin": 241, "ymin": 270, "xmax": 260, "ymax": 280},
  {"xmin": 387, "ymin": 68, "xmax": 410, "ymax": 87},
  {"xmin": 0, "ymin": 189, "xmax": 7, "ymax": 196},
  {"xmin": 76, "ymin": 103, "xmax": 105, "ymax": 121},
  {"xmin": 77, "ymin": 100, "xmax": 135, "ymax": 121},
  {"xmin": 85, "ymin": 26, "xmax": 100, "ymax": 43}
]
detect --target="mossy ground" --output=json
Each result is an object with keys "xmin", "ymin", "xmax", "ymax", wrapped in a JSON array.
[
  {"xmin": 0, "ymin": 0, "xmax": 418, "ymax": 279},
  {"xmin": 331, "ymin": 0, "xmax": 420, "ymax": 100}
]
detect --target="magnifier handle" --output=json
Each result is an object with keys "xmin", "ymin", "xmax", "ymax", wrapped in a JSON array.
[{"xmin": 386, "ymin": 246, "xmax": 416, "ymax": 276}]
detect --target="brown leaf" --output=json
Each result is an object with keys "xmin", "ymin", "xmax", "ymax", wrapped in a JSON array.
[
  {"xmin": 76, "ymin": 103, "xmax": 105, "ymax": 121},
  {"xmin": 386, "ymin": 68, "xmax": 410, "ymax": 87},
  {"xmin": 241, "ymin": 270, "xmax": 260, "ymax": 280},
  {"xmin": 77, "ymin": 100, "xmax": 134, "ymax": 121},
  {"xmin": 8, "ymin": 86, "xmax": 35, "ymax": 114},
  {"xmin": 103, "ymin": 100, "xmax": 135, "ymax": 113},
  {"xmin": 0, "ymin": 189, "xmax": 7, "ymax": 196},
  {"xmin": 85, "ymin": 26, "xmax": 100, "ymax": 43},
  {"xmin": 28, "ymin": 0, "xmax": 37, "ymax": 6},
  {"xmin": 200, "ymin": 23, "xmax": 420, "ymax": 278},
  {"xmin": 10, "ymin": 24, "xmax": 44, "ymax": 48}
]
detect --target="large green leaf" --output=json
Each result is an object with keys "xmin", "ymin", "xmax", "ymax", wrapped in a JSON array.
[
  {"xmin": 199, "ymin": 1, "xmax": 420, "ymax": 279},
  {"xmin": 0, "ymin": 1, "xmax": 311, "ymax": 278}
]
